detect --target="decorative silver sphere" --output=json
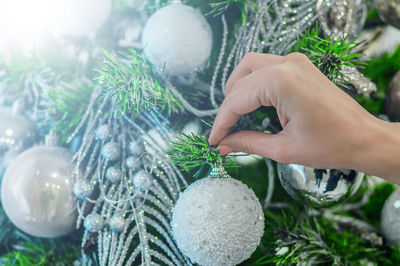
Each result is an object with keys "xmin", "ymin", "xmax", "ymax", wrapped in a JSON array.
[
  {"xmin": 126, "ymin": 155, "xmax": 141, "ymax": 170},
  {"xmin": 106, "ymin": 166, "xmax": 123, "ymax": 183},
  {"xmin": 73, "ymin": 179, "xmax": 94, "ymax": 199},
  {"xmin": 1, "ymin": 146, "xmax": 78, "ymax": 238},
  {"xmin": 133, "ymin": 170, "xmax": 153, "ymax": 191},
  {"xmin": 374, "ymin": 0, "xmax": 400, "ymax": 30},
  {"xmin": 128, "ymin": 140, "xmax": 145, "ymax": 156},
  {"xmin": 381, "ymin": 188, "xmax": 400, "ymax": 246},
  {"xmin": 0, "ymin": 108, "xmax": 37, "ymax": 152},
  {"xmin": 386, "ymin": 70, "xmax": 400, "ymax": 121},
  {"xmin": 171, "ymin": 177, "xmax": 264, "ymax": 266},
  {"xmin": 84, "ymin": 213, "xmax": 105, "ymax": 233},
  {"xmin": 277, "ymin": 164, "xmax": 364, "ymax": 207},
  {"xmin": 95, "ymin": 124, "xmax": 111, "ymax": 141},
  {"xmin": 110, "ymin": 215, "xmax": 126, "ymax": 232},
  {"xmin": 101, "ymin": 141, "xmax": 120, "ymax": 161}
]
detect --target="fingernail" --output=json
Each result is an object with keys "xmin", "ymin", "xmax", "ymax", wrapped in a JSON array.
[{"xmin": 217, "ymin": 145, "xmax": 233, "ymax": 155}]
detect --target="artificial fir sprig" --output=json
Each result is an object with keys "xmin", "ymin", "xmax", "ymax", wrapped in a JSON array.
[
  {"xmin": 168, "ymin": 133, "xmax": 228, "ymax": 178},
  {"xmin": 291, "ymin": 25, "xmax": 364, "ymax": 86},
  {"xmin": 95, "ymin": 49, "xmax": 181, "ymax": 117}
]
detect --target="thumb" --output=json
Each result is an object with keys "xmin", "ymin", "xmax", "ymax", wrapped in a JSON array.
[{"xmin": 217, "ymin": 130, "xmax": 291, "ymax": 162}]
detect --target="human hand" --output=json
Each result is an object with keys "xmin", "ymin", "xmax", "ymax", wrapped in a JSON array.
[{"xmin": 209, "ymin": 52, "xmax": 400, "ymax": 182}]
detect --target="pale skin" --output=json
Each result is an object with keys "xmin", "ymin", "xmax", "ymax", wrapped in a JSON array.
[{"xmin": 208, "ymin": 52, "xmax": 400, "ymax": 185}]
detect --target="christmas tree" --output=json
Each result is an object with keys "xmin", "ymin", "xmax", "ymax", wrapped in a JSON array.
[{"xmin": 0, "ymin": 0, "xmax": 400, "ymax": 265}]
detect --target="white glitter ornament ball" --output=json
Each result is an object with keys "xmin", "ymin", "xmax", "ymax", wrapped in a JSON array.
[
  {"xmin": 1, "ymin": 146, "xmax": 78, "ymax": 238},
  {"xmin": 381, "ymin": 188, "xmax": 400, "ymax": 246},
  {"xmin": 142, "ymin": 2, "xmax": 213, "ymax": 75},
  {"xmin": 171, "ymin": 177, "xmax": 265, "ymax": 266}
]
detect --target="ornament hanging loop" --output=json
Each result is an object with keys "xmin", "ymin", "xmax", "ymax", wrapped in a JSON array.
[
  {"xmin": 45, "ymin": 129, "xmax": 59, "ymax": 147},
  {"xmin": 210, "ymin": 161, "xmax": 230, "ymax": 178}
]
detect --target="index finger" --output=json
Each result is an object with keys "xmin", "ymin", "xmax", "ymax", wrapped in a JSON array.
[{"xmin": 209, "ymin": 68, "xmax": 275, "ymax": 146}]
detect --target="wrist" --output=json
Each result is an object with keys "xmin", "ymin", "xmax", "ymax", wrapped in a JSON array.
[{"xmin": 352, "ymin": 116, "xmax": 400, "ymax": 184}]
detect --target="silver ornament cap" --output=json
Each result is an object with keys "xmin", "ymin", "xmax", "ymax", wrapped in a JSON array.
[{"xmin": 1, "ymin": 146, "xmax": 77, "ymax": 238}]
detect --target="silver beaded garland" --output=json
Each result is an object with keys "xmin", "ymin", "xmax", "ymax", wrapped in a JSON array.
[
  {"xmin": 101, "ymin": 141, "xmax": 120, "ymax": 161},
  {"xmin": 84, "ymin": 213, "xmax": 105, "ymax": 233},
  {"xmin": 133, "ymin": 170, "xmax": 153, "ymax": 191},
  {"xmin": 105, "ymin": 166, "xmax": 123, "ymax": 183}
]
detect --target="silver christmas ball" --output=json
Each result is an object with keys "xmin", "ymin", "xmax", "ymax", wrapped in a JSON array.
[
  {"xmin": 277, "ymin": 164, "xmax": 364, "ymax": 207},
  {"xmin": 381, "ymin": 188, "xmax": 400, "ymax": 246},
  {"xmin": 128, "ymin": 140, "xmax": 145, "ymax": 156},
  {"xmin": 171, "ymin": 177, "xmax": 264, "ymax": 266},
  {"xmin": 109, "ymin": 215, "xmax": 126, "ymax": 232},
  {"xmin": 84, "ymin": 213, "xmax": 104, "ymax": 233},
  {"xmin": 1, "ymin": 146, "xmax": 78, "ymax": 238},
  {"xmin": 95, "ymin": 125, "xmax": 111, "ymax": 141},
  {"xmin": 73, "ymin": 179, "xmax": 94, "ymax": 199},
  {"xmin": 317, "ymin": 0, "xmax": 367, "ymax": 39},
  {"xmin": 386, "ymin": 70, "xmax": 400, "ymax": 121},
  {"xmin": 133, "ymin": 170, "xmax": 153, "ymax": 191},
  {"xmin": 374, "ymin": 0, "xmax": 400, "ymax": 30},
  {"xmin": 0, "ymin": 108, "xmax": 37, "ymax": 152},
  {"xmin": 142, "ymin": 2, "xmax": 213, "ymax": 75},
  {"xmin": 101, "ymin": 141, "xmax": 120, "ymax": 161},
  {"xmin": 126, "ymin": 155, "xmax": 141, "ymax": 170},
  {"xmin": 105, "ymin": 166, "xmax": 123, "ymax": 183}
]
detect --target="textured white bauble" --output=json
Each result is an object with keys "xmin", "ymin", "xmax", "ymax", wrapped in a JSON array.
[
  {"xmin": 142, "ymin": 3, "xmax": 213, "ymax": 75},
  {"xmin": 171, "ymin": 177, "xmax": 264, "ymax": 266},
  {"xmin": 381, "ymin": 188, "xmax": 400, "ymax": 246},
  {"xmin": 52, "ymin": 0, "xmax": 112, "ymax": 37},
  {"xmin": 1, "ymin": 146, "xmax": 78, "ymax": 238}
]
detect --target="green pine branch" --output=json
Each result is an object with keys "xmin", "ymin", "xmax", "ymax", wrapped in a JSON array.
[
  {"xmin": 95, "ymin": 49, "xmax": 181, "ymax": 117},
  {"xmin": 168, "ymin": 133, "xmax": 226, "ymax": 178},
  {"xmin": 291, "ymin": 25, "xmax": 364, "ymax": 86}
]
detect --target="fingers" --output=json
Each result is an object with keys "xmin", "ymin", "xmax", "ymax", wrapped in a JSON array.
[
  {"xmin": 225, "ymin": 53, "xmax": 284, "ymax": 95},
  {"xmin": 209, "ymin": 67, "xmax": 276, "ymax": 145},
  {"xmin": 218, "ymin": 130, "xmax": 291, "ymax": 163}
]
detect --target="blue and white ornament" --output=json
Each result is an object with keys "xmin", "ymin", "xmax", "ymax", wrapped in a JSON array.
[
  {"xmin": 101, "ymin": 141, "xmax": 120, "ymax": 161},
  {"xmin": 171, "ymin": 177, "xmax": 264, "ymax": 266},
  {"xmin": 142, "ymin": 2, "xmax": 213, "ymax": 75},
  {"xmin": 128, "ymin": 140, "xmax": 145, "ymax": 156},
  {"xmin": 126, "ymin": 155, "xmax": 141, "ymax": 169},
  {"xmin": 133, "ymin": 170, "xmax": 153, "ymax": 191},
  {"xmin": 96, "ymin": 124, "xmax": 111, "ymax": 141},
  {"xmin": 381, "ymin": 188, "xmax": 400, "ymax": 246},
  {"xmin": 109, "ymin": 215, "xmax": 126, "ymax": 232},
  {"xmin": 106, "ymin": 166, "xmax": 123, "ymax": 183},
  {"xmin": 73, "ymin": 179, "xmax": 94, "ymax": 199},
  {"xmin": 84, "ymin": 213, "xmax": 105, "ymax": 233}
]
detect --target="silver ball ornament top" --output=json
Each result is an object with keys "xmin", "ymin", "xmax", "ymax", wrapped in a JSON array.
[
  {"xmin": 374, "ymin": 0, "xmax": 400, "ymax": 30},
  {"xmin": 96, "ymin": 125, "xmax": 111, "ymax": 141},
  {"xmin": 381, "ymin": 188, "xmax": 400, "ymax": 246},
  {"xmin": 133, "ymin": 170, "xmax": 153, "ymax": 191},
  {"xmin": 171, "ymin": 177, "xmax": 264, "ymax": 266},
  {"xmin": 277, "ymin": 164, "xmax": 364, "ymax": 207},
  {"xmin": 1, "ymin": 146, "xmax": 78, "ymax": 238},
  {"xmin": 128, "ymin": 140, "xmax": 145, "ymax": 156},
  {"xmin": 142, "ymin": 2, "xmax": 213, "ymax": 75},
  {"xmin": 106, "ymin": 166, "xmax": 123, "ymax": 183},
  {"xmin": 109, "ymin": 215, "xmax": 126, "ymax": 232},
  {"xmin": 101, "ymin": 141, "xmax": 120, "ymax": 161},
  {"xmin": 73, "ymin": 179, "xmax": 94, "ymax": 199},
  {"xmin": 84, "ymin": 213, "xmax": 105, "ymax": 233}
]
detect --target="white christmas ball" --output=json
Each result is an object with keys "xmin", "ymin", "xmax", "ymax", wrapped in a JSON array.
[
  {"xmin": 1, "ymin": 146, "xmax": 78, "ymax": 238},
  {"xmin": 171, "ymin": 177, "xmax": 265, "ymax": 266},
  {"xmin": 52, "ymin": 0, "xmax": 112, "ymax": 37},
  {"xmin": 142, "ymin": 3, "xmax": 213, "ymax": 75},
  {"xmin": 381, "ymin": 188, "xmax": 400, "ymax": 246}
]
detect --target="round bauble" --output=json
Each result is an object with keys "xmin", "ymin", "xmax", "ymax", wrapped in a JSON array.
[
  {"xmin": 84, "ymin": 213, "xmax": 104, "ymax": 233},
  {"xmin": 128, "ymin": 140, "xmax": 145, "ymax": 156},
  {"xmin": 51, "ymin": 0, "xmax": 112, "ymax": 37},
  {"xmin": 317, "ymin": 0, "xmax": 367, "ymax": 39},
  {"xmin": 0, "ymin": 108, "xmax": 37, "ymax": 153},
  {"xmin": 126, "ymin": 155, "xmax": 141, "ymax": 169},
  {"xmin": 1, "ymin": 146, "xmax": 78, "ymax": 238},
  {"xmin": 277, "ymin": 164, "xmax": 364, "ymax": 207},
  {"xmin": 106, "ymin": 166, "xmax": 123, "ymax": 183},
  {"xmin": 171, "ymin": 177, "xmax": 264, "ymax": 266},
  {"xmin": 133, "ymin": 170, "xmax": 153, "ymax": 191},
  {"xmin": 142, "ymin": 2, "xmax": 213, "ymax": 75},
  {"xmin": 386, "ymin": 70, "xmax": 400, "ymax": 121},
  {"xmin": 374, "ymin": 0, "xmax": 400, "ymax": 30},
  {"xmin": 73, "ymin": 179, "xmax": 94, "ymax": 199},
  {"xmin": 110, "ymin": 215, "xmax": 125, "ymax": 232},
  {"xmin": 381, "ymin": 188, "xmax": 400, "ymax": 246},
  {"xmin": 96, "ymin": 125, "xmax": 111, "ymax": 141},
  {"xmin": 101, "ymin": 141, "xmax": 120, "ymax": 161}
]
